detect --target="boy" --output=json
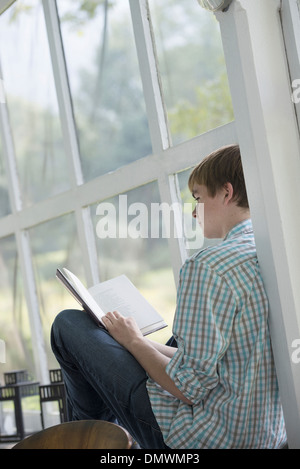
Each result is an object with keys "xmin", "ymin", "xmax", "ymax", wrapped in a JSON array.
[{"xmin": 51, "ymin": 144, "xmax": 287, "ymax": 448}]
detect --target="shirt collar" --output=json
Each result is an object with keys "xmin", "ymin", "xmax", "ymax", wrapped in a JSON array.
[{"xmin": 224, "ymin": 219, "xmax": 253, "ymax": 241}]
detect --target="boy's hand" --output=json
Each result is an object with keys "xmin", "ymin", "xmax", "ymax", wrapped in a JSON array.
[{"xmin": 102, "ymin": 310, "xmax": 144, "ymax": 350}]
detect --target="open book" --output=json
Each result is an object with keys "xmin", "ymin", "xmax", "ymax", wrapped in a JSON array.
[{"xmin": 56, "ymin": 268, "xmax": 167, "ymax": 336}]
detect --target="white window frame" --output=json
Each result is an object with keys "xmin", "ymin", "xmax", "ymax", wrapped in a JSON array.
[
  {"xmin": 0, "ymin": 0, "xmax": 236, "ymax": 383},
  {"xmin": 0, "ymin": 0, "xmax": 15, "ymax": 15}
]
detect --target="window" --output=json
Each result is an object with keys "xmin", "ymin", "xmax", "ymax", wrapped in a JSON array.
[
  {"xmin": 0, "ymin": 143, "xmax": 11, "ymax": 217},
  {"xmin": 0, "ymin": 235, "xmax": 33, "ymax": 375},
  {"xmin": 149, "ymin": 0, "xmax": 233, "ymax": 144},
  {"xmin": 0, "ymin": 0, "xmax": 69, "ymax": 207},
  {"xmin": 29, "ymin": 213, "xmax": 84, "ymax": 368},
  {"xmin": 57, "ymin": 0, "xmax": 152, "ymax": 180},
  {"xmin": 0, "ymin": 0, "xmax": 234, "ymax": 380},
  {"xmin": 91, "ymin": 182, "xmax": 177, "ymax": 343}
]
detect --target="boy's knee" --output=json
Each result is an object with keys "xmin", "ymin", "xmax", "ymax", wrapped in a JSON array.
[
  {"xmin": 52, "ymin": 309, "xmax": 73, "ymax": 335},
  {"xmin": 51, "ymin": 309, "xmax": 81, "ymax": 350}
]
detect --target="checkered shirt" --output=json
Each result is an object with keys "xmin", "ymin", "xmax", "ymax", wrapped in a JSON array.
[{"xmin": 146, "ymin": 220, "xmax": 287, "ymax": 448}]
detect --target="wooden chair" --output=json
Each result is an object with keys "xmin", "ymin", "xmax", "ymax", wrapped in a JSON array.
[{"xmin": 12, "ymin": 420, "xmax": 133, "ymax": 449}]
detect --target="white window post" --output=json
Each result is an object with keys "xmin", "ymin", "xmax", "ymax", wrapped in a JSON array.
[{"xmin": 0, "ymin": 60, "xmax": 49, "ymax": 383}]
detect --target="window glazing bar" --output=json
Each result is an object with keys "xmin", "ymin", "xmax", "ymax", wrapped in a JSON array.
[
  {"xmin": 41, "ymin": 0, "xmax": 83, "ymax": 188},
  {"xmin": 129, "ymin": 0, "xmax": 171, "ymax": 154},
  {"xmin": 0, "ymin": 0, "xmax": 15, "ymax": 15},
  {"xmin": 0, "ymin": 60, "xmax": 48, "ymax": 383},
  {"xmin": 42, "ymin": 0, "xmax": 100, "ymax": 286},
  {"xmin": 0, "ymin": 60, "xmax": 22, "ymax": 213},
  {"xmin": 280, "ymin": 0, "xmax": 300, "ymax": 133},
  {"xmin": 157, "ymin": 174, "xmax": 187, "ymax": 285},
  {"xmin": 0, "ymin": 121, "xmax": 237, "ymax": 239}
]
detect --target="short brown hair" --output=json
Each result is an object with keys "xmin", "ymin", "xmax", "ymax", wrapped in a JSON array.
[{"xmin": 188, "ymin": 144, "xmax": 249, "ymax": 209}]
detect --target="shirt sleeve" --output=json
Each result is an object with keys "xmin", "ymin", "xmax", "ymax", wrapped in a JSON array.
[{"xmin": 166, "ymin": 259, "xmax": 237, "ymax": 405}]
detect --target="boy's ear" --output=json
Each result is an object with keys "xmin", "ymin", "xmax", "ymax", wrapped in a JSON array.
[{"xmin": 223, "ymin": 182, "xmax": 234, "ymax": 204}]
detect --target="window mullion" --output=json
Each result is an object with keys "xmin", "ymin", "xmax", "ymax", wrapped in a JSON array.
[
  {"xmin": 42, "ymin": 0, "xmax": 100, "ymax": 286},
  {"xmin": 42, "ymin": 0, "xmax": 83, "ymax": 188},
  {"xmin": 0, "ymin": 61, "xmax": 22, "ymax": 213},
  {"xmin": 281, "ymin": 0, "xmax": 300, "ymax": 133},
  {"xmin": 0, "ymin": 0, "xmax": 15, "ymax": 15},
  {"xmin": 157, "ymin": 173, "xmax": 187, "ymax": 286},
  {"xmin": 129, "ymin": 0, "xmax": 171, "ymax": 154},
  {"xmin": 0, "ymin": 61, "xmax": 48, "ymax": 383}
]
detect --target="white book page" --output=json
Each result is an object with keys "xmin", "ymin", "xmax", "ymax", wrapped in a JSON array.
[
  {"xmin": 63, "ymin": 268, "xmax": 106, "ymax": 324},
  {"xmin": 88, "ymin": 275, "xmax": 164, "ymax": 331}
]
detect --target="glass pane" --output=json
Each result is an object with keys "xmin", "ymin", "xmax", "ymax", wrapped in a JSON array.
[
  {"xmin": 0, "ymin": 394, "xmax": 42, "ymax": 437},
  {"xmin": 40, "ymin": 401, "xmax": 63, "ymax": 429},
  {"xmin": 149, "ymin": 0, "xmax": 234, "ymax": 145},
  {"xmin": 29, "ymin": 213, "xmax": 84, "ymax": 367},
  {"xmin": 0, "ymin": 235, "xmax": 34, "ymax": 376},
  {"xmin": 0, "ymin": 0, "xmax": 70, "ymax": 207},
  {"xmin": 57, "ymin": 0, "xmax": 152, "ymax": 180},
  {"xmin": 0, "ymin": 139, "xmax": 11, "ymax": 217},
  {"xmin": 91, "ymin": 182, "xmax": 177, "ymax": 343}
]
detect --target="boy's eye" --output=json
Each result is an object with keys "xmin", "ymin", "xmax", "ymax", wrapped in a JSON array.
[{"xmin": 192, "ymin": 198, "xmax": 200, "ymax": 210}]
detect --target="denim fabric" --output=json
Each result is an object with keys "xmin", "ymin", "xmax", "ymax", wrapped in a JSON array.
[{"xmin": 51, "ymin": 309, "xmax": 170, "ymax": 449}]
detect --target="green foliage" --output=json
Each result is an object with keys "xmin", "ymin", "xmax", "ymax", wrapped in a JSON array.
[
  {"xmin": 8, "ymin": 0, "xmax": 114, "ymax": 25},
  {"xmin": 169, "ymin": 72, "xmax": 234, "ymax": 141},
  {"xmin": 59, "ymin": 0, "xmax": 114, "ymax": 28}
]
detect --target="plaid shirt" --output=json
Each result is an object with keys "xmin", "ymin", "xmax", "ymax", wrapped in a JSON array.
[{"xmin": 147, "ymin": 220, "xmax": 287, "ymax": 448}]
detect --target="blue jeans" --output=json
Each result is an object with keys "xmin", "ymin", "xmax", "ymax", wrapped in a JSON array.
[{"xmin": 51, "ymin": 309, "xmax": 172, "ymax": 449}]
